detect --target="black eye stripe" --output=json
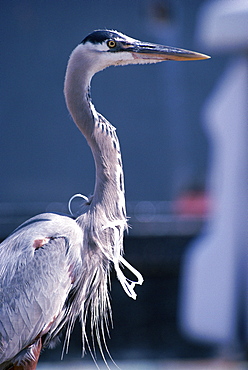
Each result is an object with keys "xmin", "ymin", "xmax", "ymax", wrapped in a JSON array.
[{"xmin": 82, "ymin": 30, "xmax": 122, "ymax": 45}]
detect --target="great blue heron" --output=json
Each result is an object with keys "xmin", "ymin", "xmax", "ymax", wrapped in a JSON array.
[{"xmin": 0, "ymin": 30, "xmax": 209, "ymax": 369}]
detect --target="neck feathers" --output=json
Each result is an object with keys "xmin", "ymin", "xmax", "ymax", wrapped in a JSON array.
[
  {"xmin": 63, "ymin": 44, "xmax": 143, "ymax": 347},
  {"xmin": 64, "ymin": 44, "xmax": 126, "ymax": 221}
]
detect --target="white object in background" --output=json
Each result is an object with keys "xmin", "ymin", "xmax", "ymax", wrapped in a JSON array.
[{"xmin": 180, "ymin": 56, "xmax": 248, "ymax": 343}]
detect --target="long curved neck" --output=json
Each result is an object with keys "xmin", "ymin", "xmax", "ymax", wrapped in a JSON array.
[
  {"xmin": 64, "ymin": 46, "xmax": 126, "ymax": 221},
  {"xmin": 64, "ymin": 45, "xmax": 143, "ymax": 302}
]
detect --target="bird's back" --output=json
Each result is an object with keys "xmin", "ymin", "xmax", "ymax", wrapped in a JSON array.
[{"xmin": 0, "ymin": 213, "xmax": 83, "ymax": 365}]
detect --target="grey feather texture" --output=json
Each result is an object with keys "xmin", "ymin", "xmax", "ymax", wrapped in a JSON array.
[{"xmin": 0, "ymin": 213, "xmax": 83, "ymax": 364}]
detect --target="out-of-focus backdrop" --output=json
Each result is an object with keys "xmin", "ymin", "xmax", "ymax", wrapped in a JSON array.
[
  {"xmin": 1, "ymin": 0, "xmax": 247, "ymax": 369},
  {"xmin": 0, "ymin": 0, "xmax": 219, "ymax": 208}
]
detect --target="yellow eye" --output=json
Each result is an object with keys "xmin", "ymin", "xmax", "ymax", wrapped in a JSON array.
[{"xmin": 107, "ymin": 40, "xmax": 116, "ymax": 48}]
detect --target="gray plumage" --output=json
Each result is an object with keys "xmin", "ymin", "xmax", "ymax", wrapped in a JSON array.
[{"xmin": 0, "ymin": 29, "xmax": 209, "ymax": 369}]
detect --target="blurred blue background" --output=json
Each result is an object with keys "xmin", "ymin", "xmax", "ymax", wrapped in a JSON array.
[
  {"xmin": 2, "ymin": 0, "xmax": 242, "ymax": 368},
  {"xmin": 0, "ymin": 0, "xmax": 220, "ymax": 206}
]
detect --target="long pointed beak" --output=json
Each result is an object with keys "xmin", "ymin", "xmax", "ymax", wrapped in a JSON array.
[{"xmin": 128, "ymin": 41, "xmax": 210, "ymax": 61}]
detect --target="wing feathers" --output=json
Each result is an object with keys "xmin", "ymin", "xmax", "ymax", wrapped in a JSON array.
[{"xmin": 0, "ymin": 214, "xmax": 83, "ymax": 364}]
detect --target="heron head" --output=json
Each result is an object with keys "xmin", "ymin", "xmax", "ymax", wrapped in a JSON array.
[{"xmin": 80, "ymin": 29, "xmax": 210, "ymax": 74}]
